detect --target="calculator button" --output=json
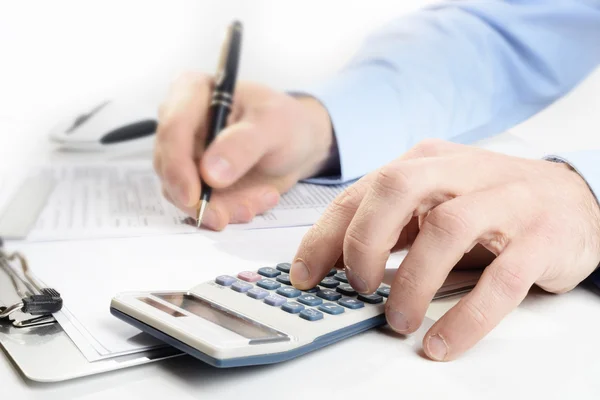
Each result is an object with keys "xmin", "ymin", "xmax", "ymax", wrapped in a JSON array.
[
  {"xmin": 264, "ymin": 294, "xmax": 287, "ymax": 307},
  {"xmin": 299, "ymin": 308, "xmax": 324, "ymax": 321},
  {"xmin": 376, "ymin": 286, "xmax": 391, "ymax": 298},
  {"xmin": 231, "ymin": 281, "xmax": 253, "ymax": 293},
  {"xmin": 304, "ymin": 287, "xmax": 320, "ymax": 293},
  {"xmin": 237, "ymin": 271, "xmax": 262, "ymax": 282},
  {"xmin": 357, "ymin": 293, "xmax": 384, "ymax": 304},
  {"xmin": 247, "ymin": 288, "xmax": 269, "ymax": 300},
  {"xmin": 318, "ymin": 303, "xmax": 345, "ymax": 315},
  {"xmin": 336, "ymin": 284, "xmax": 357, "ymax": 296},
  {"xmin": 317, "ymin": 289, "xmax": 342, "ymax": 301},
  {"xmin": 281, "ymin": 302, "xmax": 305, "ymax": 314},
  {"xmin": 297, "ymin": 294, "xmax": 323, "ymax": 307},
  {"xmin": 257, "ymin": 267, "xmax": 281, "ymax": 278},
  {"xmin": 276, "ymin": 263, "xmax": 292, "ymax": 273},
  {"xmin": 215, "ymin": 275, "xmax": 237, "ymax": 286},
  {"xmin": 256, "ymin": 279, "xmax": 281, "ymax": 290},
  {"xmin": 338, "ymin": 298, "xmax": 364, "ymax": 309},
  {"xmin": 320, "ymin": 277, "xmax": 340, "ymax": 289},
  {"xmin": 276, "ymin": 274, "xmax": 292, "ymax": 285},
  {"xmin": 334, "ymin": 272, "xmax": 348, "ymax": 283},
  {"xmin": 326, "ymin": 268, "xmax": 337, "ymax": 277},
  {"xmin": 276, "ymin": 287, "xmax": 301, "ymax": 298}
]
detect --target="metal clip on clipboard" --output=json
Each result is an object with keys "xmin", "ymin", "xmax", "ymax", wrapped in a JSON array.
[{"xmin": 0, "ymin": 237, "xmax": 63, "ymax": 328}]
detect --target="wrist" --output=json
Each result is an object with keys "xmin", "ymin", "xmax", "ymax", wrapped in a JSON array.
[{"xmin": 295, "ymin": 95, "xmax": 340, "ymax": 178}]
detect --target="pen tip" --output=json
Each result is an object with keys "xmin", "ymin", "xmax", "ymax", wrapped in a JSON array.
[{"xmin": 196, "ymin": 200, "xmax": 208, "ymax": 228}]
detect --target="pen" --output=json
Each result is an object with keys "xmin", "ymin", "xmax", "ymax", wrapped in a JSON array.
[{"xmin": 196, "ymin": 21, "xmax": 243, "ymax": 228}]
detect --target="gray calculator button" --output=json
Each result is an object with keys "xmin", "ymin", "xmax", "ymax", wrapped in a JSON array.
[
  {"xmin": 304, "ymin": 286, "xmax": 320, "ymax": 293},
  {"xmin": 376, "ymin": 286, "xmax": 391, "ymax": 298},
  {"xmin": 256, "ymin": 279, "xmax": 281, "ymax": 290},
  {"xmin": 281, "ymin": 302, "xmax": 305, "ymax": 314},
  {"xmin": 247, "ymin": 288, "xmax": 269, "ymax": 300},
  {"xmin": 317, "ymin": 289, "xmax": 342, "ymax": 301},
  {"xmin": 215, "ymin": 275, "xmax": 237, "ymax": 286},
  {"xmin": 300, "ymin": 308, "xmax": 324, "ymax": 321},
  {"xmin": 276, "ymin": 287, "xmax": 301, "ymax": 298},
  {"xmin": 326, "ymin": 268, "xmax": 337, "ymax": 277},
  {"xmin": 334, "ymin": 272, "xmax": 348, "ymax": 283},
  {"xmin": 276, "ymin": 263, "xmax": 292, "ymax": 273},
  {"xmin": 357, "ymin": 293, "xmax": 383, "ymax": 304},
  {"xmin": 264, "ymin": 294, "xmax": 287, "ymax": 307},
  {"xmin": 231, "ymin": 281, "xmax": 253, "ymax": 293},
  {"xmin": 336, "ymin": 284, "xmax": 356, "ymax": 296},
  {"xmin": 318, "ymin": 303, "xmax": 345, "ymax": 315},
  {"xmin": 258, "ymin": 267, "xmax": 281, "ymax": 278},
  {"xmin": 276, "ymin": 274, "xmax": 292, "ymax": 285},
  {"xmin": 320, "ymin": 277, "xmax": 340, "ymax": 289},
  {"xmin": 338, "ymin": 297, "xmax": 364, "ymax": 309},
  {"xmin": 297, "ymin": 294, "xmax": 323, "ymax": 307}
]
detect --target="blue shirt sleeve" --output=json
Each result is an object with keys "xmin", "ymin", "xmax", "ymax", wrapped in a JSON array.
[{"xmin": 302, "ymin": 0, "xmax": 600, "ymax": 183}]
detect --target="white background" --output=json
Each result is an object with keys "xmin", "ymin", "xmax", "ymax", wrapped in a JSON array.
[{"xmin": 1, "ymin": 1, "xmax": 600, "ymax": 399}]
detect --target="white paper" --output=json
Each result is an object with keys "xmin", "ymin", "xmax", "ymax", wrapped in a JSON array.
[{"xmin": 0, "ymin": 162, "xmax": 349, "ymax": 241}]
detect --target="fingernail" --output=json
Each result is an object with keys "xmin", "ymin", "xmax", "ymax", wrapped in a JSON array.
[
  {"xmin": 262, "ymin": 191, "xmax": 279, "ymax": 208},
  {"xmin": 205, "ymin": 155, "xmax": 233, "ymax": 183},
  {"xmin": 387, "ymin": 309, "xmax": 410, "ymax": 333},
  {"xmin": 426, "ymin": 334, "xmax": 449, "ymax": 361},
  {"xmin": 201, "ymin": 208, "xmax": 220, "ymax": 230},
  {"xmin": 290, "ymin": 259, "xmax": 310, "ymax": 285},
  {"xmin": 345, "ymin": 266, "xmax": 369, "ymax": 293}
]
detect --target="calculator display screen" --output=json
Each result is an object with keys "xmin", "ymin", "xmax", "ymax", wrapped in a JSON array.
[{"xmin": 151, "ymin": 293, "xmax": 289, "ymax": 344}]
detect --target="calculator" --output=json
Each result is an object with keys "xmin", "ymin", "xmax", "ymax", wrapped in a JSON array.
[{"xmin": 111, "ymin": 263, "xmax": 472, "ymax": 368}]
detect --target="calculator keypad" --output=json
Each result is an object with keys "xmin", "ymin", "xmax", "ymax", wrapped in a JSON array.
[
  {"xmin": 276, "ymin": 287, "xmax": 301, "ymax": 298},
  {"xmin": 276, "ymin": 274, "xmax": 292, "ymax": 285},
  {"xmin": 237, "ymin": 271, "xmax": 262, "ymax": 282},
  {"xmin": 264, "ymin": 294, "xmax": 287, "ymax": 307},
  {"xmin": 214, "ymin": 264, "xmax": 389, "ymax": 323},
  {"xmin": 297, "ymin": 294, "xmax": 323, "ymax": 307},
  {"xmin": 300, "ymin": 308, "xmax": 324, "ymax": 321},
  {"xmin": 231, "ymin": 281, "xmax": 253, "ymax": 293},
  {"xmin": 256, "ymin": 279, "xmax": 281, "ymax": 290}
]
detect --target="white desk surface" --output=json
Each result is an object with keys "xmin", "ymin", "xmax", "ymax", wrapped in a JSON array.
[{"xmin": 2, "ymin": 1, "xmax": 600, "ymax": 399}]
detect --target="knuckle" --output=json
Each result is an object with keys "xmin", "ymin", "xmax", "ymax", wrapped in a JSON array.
[
  {"xmin": 332, "ymin": 184, "xmax": 362, "ymax": 214},
  {"xmin": 489, "ymin": 265, "xmax": 530, "ymax": 302},
  {"xmin": 344, "ymin": 224, "xmax": 374, "ymax": 257},
  {"xmin": 411, "ymin": 138, "xmax": 447, "ymax": 158},
  {"xmin": 461, "ymin": 299, "xmax": 489, "ymax": 331},
  {"xmin": 393, "ymin": 267, "xmax": 421, "ymax": 297},
  {"xmin": 373, "ymin": 165, "xmax": 411, "ymax": 198},
  {"xmin": 175, "ymin": 70, "xmax": 208, "ymax": 87},
  {"xmin": 423, "ymin": 205, "xmax": 471, "ymax": 239}
]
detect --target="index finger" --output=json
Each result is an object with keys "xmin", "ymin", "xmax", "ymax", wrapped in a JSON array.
[{"xmin": 154, "ymin": 72, "xmax": 212, "ymax": 207}]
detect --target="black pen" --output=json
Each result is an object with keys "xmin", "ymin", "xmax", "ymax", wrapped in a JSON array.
[{"xmin": 196, "ymin": 21, "xmax": 243, "ymax": 228}]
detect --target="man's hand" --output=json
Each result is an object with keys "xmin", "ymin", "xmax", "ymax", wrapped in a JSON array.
[
  {"xmin": 153, "ymin": 72, "xmax": 334, "ymax": 230},
  {"xmin": 290, "ymin": 139, "xmax": 600, "ymax": 361}
]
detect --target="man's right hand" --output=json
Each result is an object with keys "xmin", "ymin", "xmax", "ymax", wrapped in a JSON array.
[{"xmin": 153, "ymin": 72, "xmax": 335, "ymax": 230}]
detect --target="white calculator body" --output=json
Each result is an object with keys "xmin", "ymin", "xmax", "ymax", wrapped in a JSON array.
[{"xmin": 110, "ymin": 263, "xmax": 389, "ymax": 367}]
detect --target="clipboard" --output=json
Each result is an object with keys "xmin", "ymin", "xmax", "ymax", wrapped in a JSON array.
[{"xmin": 0, "ymin": 243, "xmax": 182, "ymax": 383}]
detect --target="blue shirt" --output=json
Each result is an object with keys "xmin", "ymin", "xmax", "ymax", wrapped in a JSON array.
[{"xmin": 303, "ymin": 0, "xmax": 600, "ymax": 280}]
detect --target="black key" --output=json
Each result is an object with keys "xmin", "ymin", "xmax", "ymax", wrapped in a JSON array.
[
  {"xmin": 357, "ymin": 293, "xmax": 383, "ymax": 304},
  {"xmin": 333, "ymin": 272, "xmax": 348, "ymax": 283},
  {"xmin": 336, "ymin": 284, "xmax": 357, "ymax": 296},
  {"xmin": 257, "ymin": 267, "xmax": 281, "ymax": 278},
  {"xmin": 317, "ymin": 289, "xmax": 342, "ymax": 301},
  {"xmin": 377, "ymin": 286, "xmax": 391, "ymax": 298},
  {"xmin": 276, "ymin": 274, "xmax": 292, "ymax": 285},
  {"xmin": 276, "ymin": 262, "xmax": 292, "ymax": 273},
  {"xmin": 326, "ymin": 268, "xmax": 337, "ymax": 277},
  {"xmin": 320, "ymin": 277, "xmax": 340, "ymax": 289}
]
